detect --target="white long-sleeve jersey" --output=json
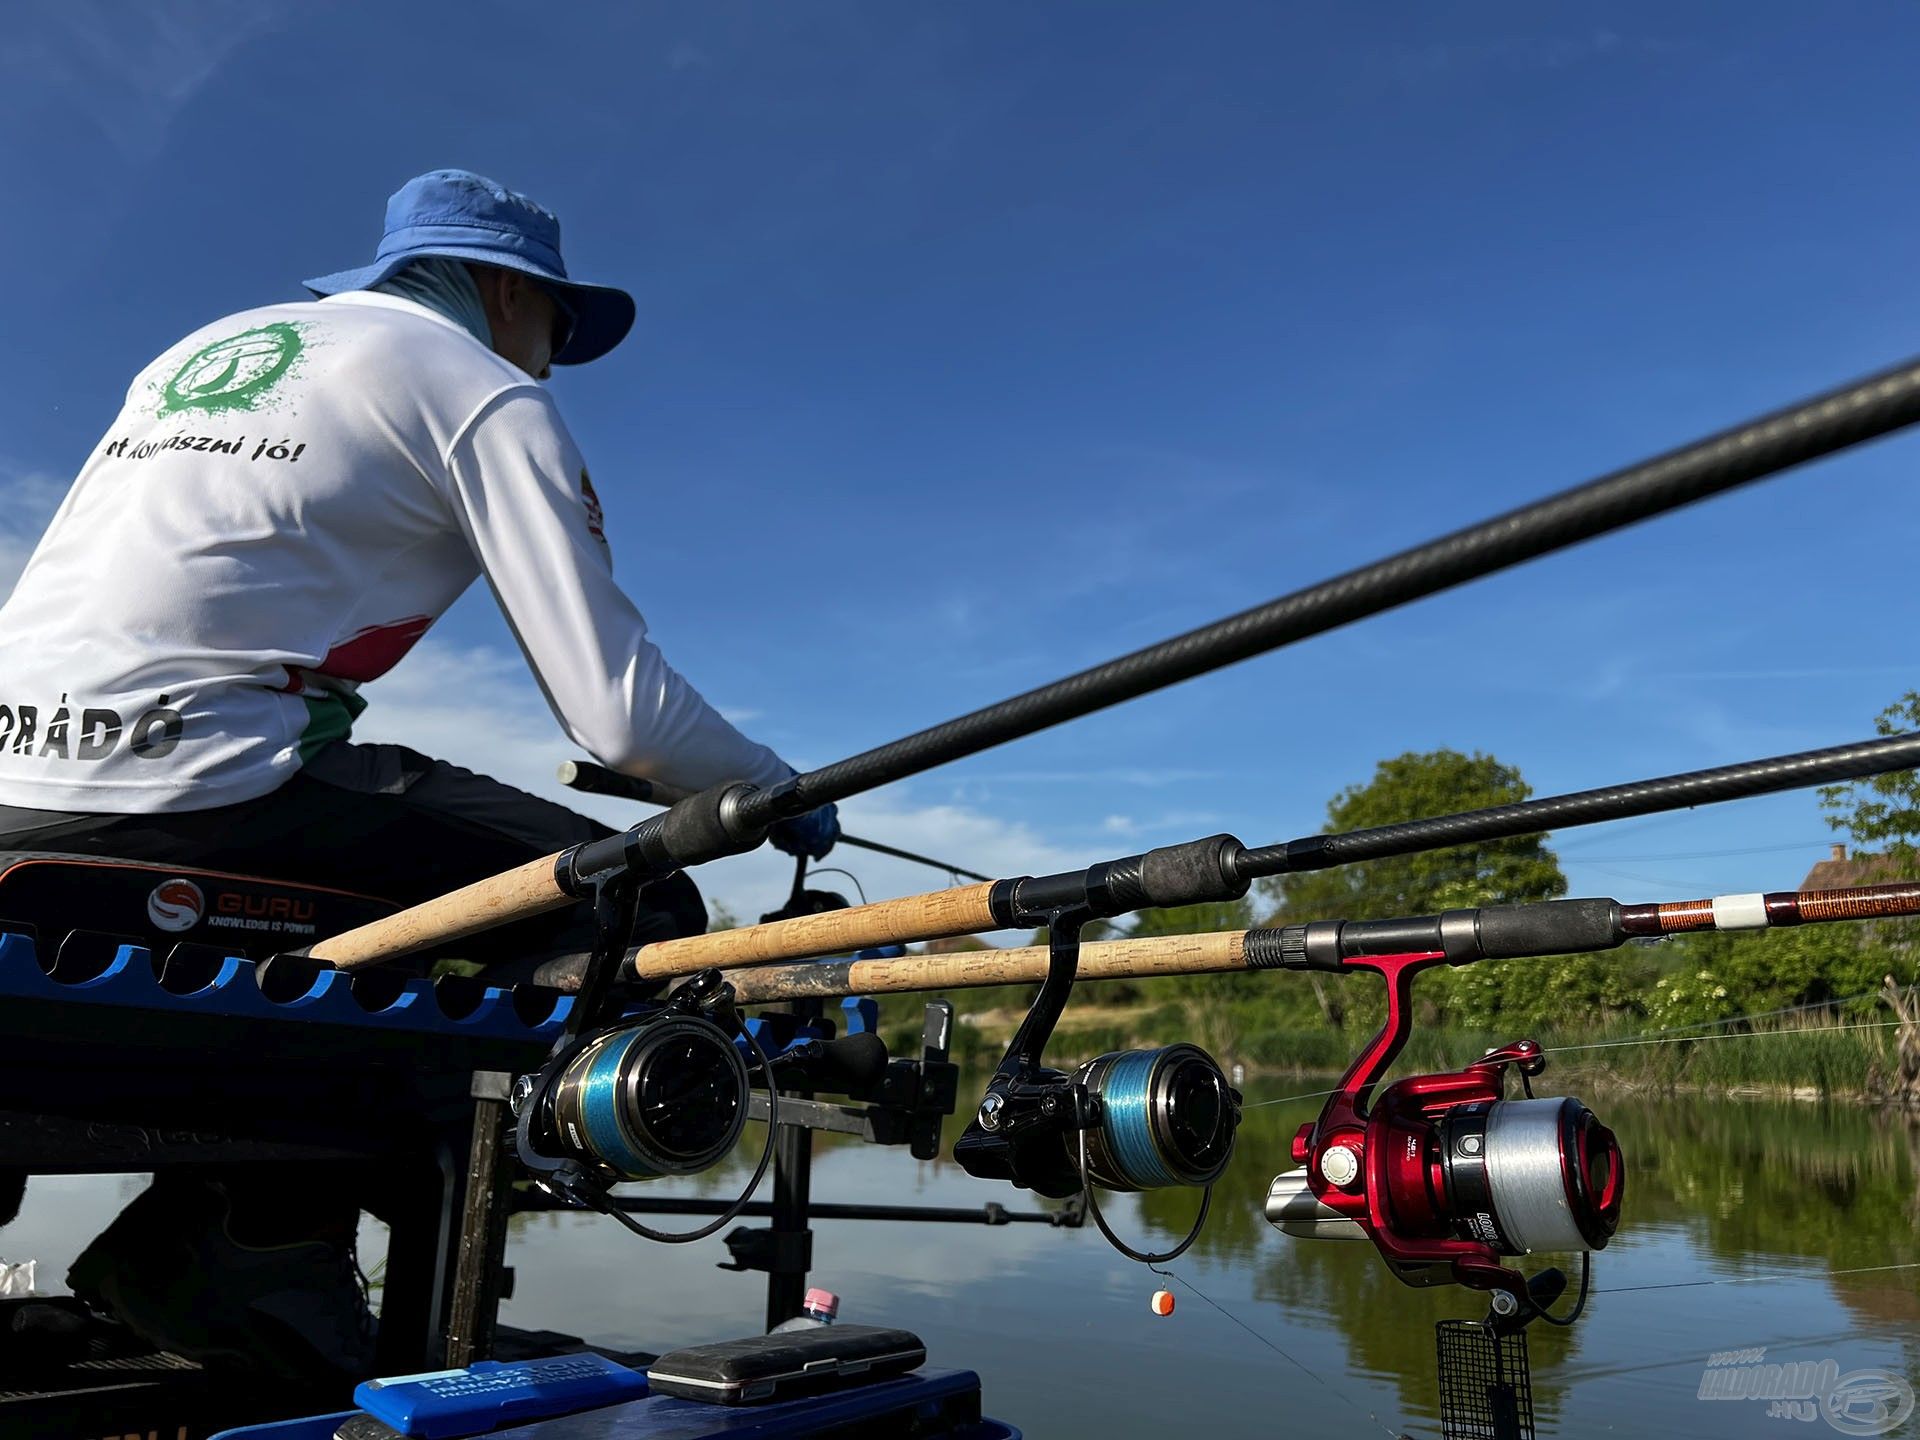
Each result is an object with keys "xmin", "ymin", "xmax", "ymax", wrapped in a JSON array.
[{"xmin": 0, "ymin": 291, "xmax": 787, "ymax": 813}]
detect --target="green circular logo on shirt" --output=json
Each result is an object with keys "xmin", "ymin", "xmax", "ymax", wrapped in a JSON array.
[{"xmin": 159, "ymin": 323, "xmax": 304, "ymax": 415}]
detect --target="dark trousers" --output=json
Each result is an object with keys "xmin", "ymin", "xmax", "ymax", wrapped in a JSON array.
[
  {"xmin": 0, "ymin": 741, "xmax": 705, "ymax": 984},
  {"xmin": 0, "ymin": 744, "xmax": 708, "ymax": 1306}
]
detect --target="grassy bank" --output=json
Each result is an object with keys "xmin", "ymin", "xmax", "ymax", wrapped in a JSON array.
[{"xmin": 879, "ymin": 993, "xmax": 1910, "ymax": 1103}]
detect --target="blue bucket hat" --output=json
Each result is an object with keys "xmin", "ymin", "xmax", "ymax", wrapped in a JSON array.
[{"xmin": 303, "ymin": 169, "xmax": 635, "ymax": 366}]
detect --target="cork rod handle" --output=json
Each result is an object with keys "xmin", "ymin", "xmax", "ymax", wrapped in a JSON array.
[
  {"xmin": 309, "ymin": 853, "xmax": 571, "ymax": 969},
  {"xmin": 631, "ymin": 882, "xmax": 1001, "ymax": 981},
  {"xmin": 726, "ymin": 929, "xmax": 1249, "ymax": 1003}
]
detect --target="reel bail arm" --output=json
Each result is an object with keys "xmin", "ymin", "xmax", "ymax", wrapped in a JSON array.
[
  {"xmin": 952, "ymin": 893, "xmax": 1099, "ymax": 1198},
  {"xmin": 955, "ymin": 835, "xmax": 1247, "ymax": 1194}
]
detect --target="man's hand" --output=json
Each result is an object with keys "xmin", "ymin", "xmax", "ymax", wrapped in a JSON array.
[{"xmin": 770, "ymin": 801, "xmax": 841, "ymax": 861}]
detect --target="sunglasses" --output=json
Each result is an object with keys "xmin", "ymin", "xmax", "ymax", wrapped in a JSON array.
[{"xmin": 543, "ymin": 287, "xmax": 578, "ymax": 360}]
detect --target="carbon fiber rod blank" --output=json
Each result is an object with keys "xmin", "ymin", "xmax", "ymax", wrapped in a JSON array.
[
  {"xmin": 557, "ymin": 760, "xmax": 995, "ymax": 881},
  {"xmin": 1239, "ymin": 731, "xmax": 1920, "ymax": 879},
  {"xmin": 721, "ymin": 880, "xmax": 1920, "ymax": 1002},
  {"xmin": 307, "ymin": 358, "xmax": 1920, "ymax": 970},
  {"xmin": 621, "ymin": 730, "xmax": 1920, "ymax": 978},
  {"xmin": 748, "ymin": 355, "xmax": 1920, "ymax": 826}
]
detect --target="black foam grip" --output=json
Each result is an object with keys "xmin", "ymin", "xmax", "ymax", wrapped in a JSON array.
[
  {"xmin": 657, "ymin": 786, "xmax": 739, "ymax": 865},
  {"xmin": 559, "ymin": 760, "xmax": 657, "ymax": 802},
  {"xmin": 1139, "ymin": 834, "xmax": 1248, "ymax": 907},
  {"xmin": 1014, "ymin": 869, "xmax": 1098, "ymax": 917},
  {"xmin": 1476, "ymin": 899, "xmax": 1622, "ymax": 958}
]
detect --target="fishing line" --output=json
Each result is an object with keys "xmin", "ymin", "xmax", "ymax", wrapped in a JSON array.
[
  {"xmin": 1145, "ymin": 1261, "xmax": 1410, "ymax": 1440},
  {"xmin": 1537, "ymin": 1264, "xmax": 1920, "ymax": 1397},
  {"xmin": 1584, "ymin": 863, "xmax": 1726, "ymax": 892},
  {"xmin": 1075, "ymin": 1122, "xmax": 1211, "ymax": 1264},
  {"xmin": 1547, "ymin": 1019, "xmax": 1902, "ymax": 1054},
  {"xmin": 1529, "ymin": 1252, "xmax": 1591, "ymax": 1328},
  {"xmin": 805, "ymin": 866, "xmax": 869, "ymax": 906},
  {"xmin": 1567, "ymin": 838, "xmax": 1835, "ymax": 862},
  {"xmin": 1235, "ymin": 1027, "xmax": 1898, "ymax": 1112},
  {"xmin": 1240, "ymin": 992, "xmax": 1906, "ymax": 1107},
  {"xmin": 1594, "ymin": 1260, "xmax": 1920, "ymax": 1296},
  {"xmin": 1575, "ymin": 989, "xmax": 1893, "ymax": 1044},
  {"xmin": 1243, "ymin": 1085, "xmax": 1344, "ymax": 1111},
  {"xmin": 582, "ymin": 1022, "xmax": 780, "ymax": 1245},
  {"xmin": 1552, "ymin": 809, "xmax": 1699, "ymax": 853}
]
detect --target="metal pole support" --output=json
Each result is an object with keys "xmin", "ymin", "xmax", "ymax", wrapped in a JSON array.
[{"xmin": 444, "ymin": 1070, "xmax": 516, "ymax": 1368}]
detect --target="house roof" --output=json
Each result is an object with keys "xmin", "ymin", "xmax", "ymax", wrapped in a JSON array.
[{"xmin": 1800, "ymin": 844, "xmax": 1907, "ymax": 891}]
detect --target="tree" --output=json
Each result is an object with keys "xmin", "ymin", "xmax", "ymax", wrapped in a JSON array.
[
  {"xmin": 1820, "ymin": 691, "xmax": 1920, "ymax": 868},
  {"xmin": 1263, "ymin": 749, "xmax": 1566, "ymax": 924},
  {"xmin": 1645, "ymin": 924, "xmax": 1885, "ymax": 1027},
  {"xmin": 1263, "ymin": 749, "xmax": 1572, "ymax": 1031},
  {"xmin": 1813, "ymin": 690, "xmax": 1920, "ymax": 992}
]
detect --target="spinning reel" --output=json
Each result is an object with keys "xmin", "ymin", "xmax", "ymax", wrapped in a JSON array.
[
  {"xmin": 511, "ymin": 876, "xmax": 781, "ymax": 1243},
  {"xmin": 954, "ymin": 909, "xmax": 1242, "ymax": 1261},
  {"xmin": 514, "ymin": 970, "xmax": 759, "ymax": 1186},
  {"xmin": 1265, "ymin": 948, "xmax": 1622, "ymax": 1323}
]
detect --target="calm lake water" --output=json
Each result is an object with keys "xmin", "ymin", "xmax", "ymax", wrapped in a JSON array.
[{"xmin": 10, "ymin": 1082, "xmax": 1918, "ymax": 1438}]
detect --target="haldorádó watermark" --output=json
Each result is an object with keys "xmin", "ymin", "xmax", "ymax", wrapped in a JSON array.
[{"xmin": 1699, "ymin": 1348, "xmax": 1914, "ymax": 1435}]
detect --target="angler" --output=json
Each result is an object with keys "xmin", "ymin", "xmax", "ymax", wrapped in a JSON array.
[{"xmin": 0, "ymin": 168, "xmax": 838, "ymax": 1379}]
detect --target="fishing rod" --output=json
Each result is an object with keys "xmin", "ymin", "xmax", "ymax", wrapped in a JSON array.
[
  {"xmin": 718, "ymin": 879, "xmax": 1920, "ymax": 1002},
  {"xmin": 303, "ymin": 353, "xmax": 1920, "ymax": 971},
  {"xmin": 301, "ymin": 731, "xmax": 1920, "ymax": 1281},
  {"xmin": 1254, "ymin": 879, "xmax": 1916, "ymax": 1328},
  {"xmin": 269, "ymin": 355, "xmax": 1920, "ymax": 1411},
  {"xmin": 718, "ymin": 877, "xmax": 1919, "ymax": 1309},
  {"xmin": 619, "ymin": 729, "xmax": 1920, "ymax": 981},
  {"xmin": 605, "ymin": 733, "xmax": 1920, "ymax": 1293},
  {"xmin": 556, "ymin": 760, "xmax": 996, "ymax": 883}
]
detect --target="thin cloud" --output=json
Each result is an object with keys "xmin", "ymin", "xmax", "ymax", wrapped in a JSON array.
[
  {"xmin": 3, "ymin": 1, "xmax": 291, "ymax": 160},
  {"xmin": 0, "ymin": 467, "xmax": 68, "ymax": 601},
  {"xmin": 352, "ymin": 638, "xmax": 1077, "ymax": 924},
  {"xmin": 1638, "ymin": 667, "xmax": 1919, "ymax": 683},
  {"xmin": 960, "ymin": 767, "xmax": 1225, "ymax": 787}
]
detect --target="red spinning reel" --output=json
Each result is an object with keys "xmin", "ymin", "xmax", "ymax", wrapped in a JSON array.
[{"xmin": 1266, "ymin": 950, "xmax": 1623, "ymax": 1312}]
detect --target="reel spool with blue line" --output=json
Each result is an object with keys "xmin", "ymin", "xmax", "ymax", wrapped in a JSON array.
[
  {"xmin": 512, "ymin": 966, "xmax": 781, "ymax": 1246},
  {"xmin": 540, "ymin": 1012, "xmax": 750, "ymax": 1180},
  {"xmin": 1072, "ymin": 1044, "xmax": 1238, "ymax": 1192}
]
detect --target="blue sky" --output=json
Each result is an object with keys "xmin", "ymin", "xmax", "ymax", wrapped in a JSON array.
[{"xmin": 2, "ymin": 2, "xmax": 1916, "ymax": 922}]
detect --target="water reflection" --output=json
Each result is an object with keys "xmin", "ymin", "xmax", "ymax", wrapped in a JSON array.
[
  {"xmin": 7, "ymin": 1082, "xmax": 1913, "ymax": 1436},
  {"xmin": 499, "ymin": 1080, "xmax": 1919, "ymax": 1438}
]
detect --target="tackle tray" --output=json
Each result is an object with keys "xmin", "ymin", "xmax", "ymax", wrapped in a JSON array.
[
  {"xmin": 646, "ymin": 1326, "xmax": 927, "ymax": 1406},
  {"xmin": 212, "ymin": 1366, "xmax": 1018, "ymax": 1440}
]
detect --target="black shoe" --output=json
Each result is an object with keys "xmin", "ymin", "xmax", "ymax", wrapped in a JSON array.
[{"xmin": 67, "ymin": 1177, "xmax": 375, "ymax": 1381}]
